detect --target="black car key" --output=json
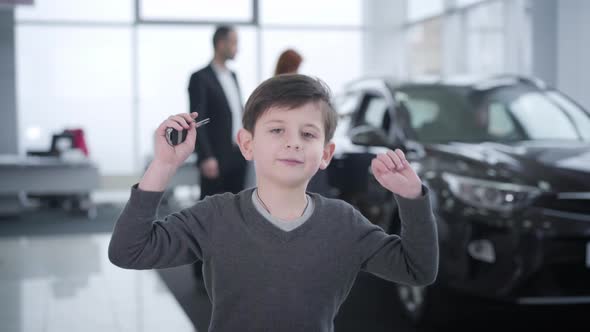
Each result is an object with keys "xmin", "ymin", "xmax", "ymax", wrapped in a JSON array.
[{"xmin": 166, "ymin": 118, "xmax": 210, "ymax": 146}]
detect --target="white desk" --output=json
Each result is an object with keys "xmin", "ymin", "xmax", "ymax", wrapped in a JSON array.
[{"xmin": 0, "ymin": 155, "xmax": 100, "ymax": 217}]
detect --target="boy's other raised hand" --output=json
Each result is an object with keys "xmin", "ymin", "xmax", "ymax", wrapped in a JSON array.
[
  {"xmin": 154, "ymin": 112, "xmax": 198, "ymax": 168},
  {"xmin": 371, "ymin": 148, "xmax": 422, "ymax": 199}
]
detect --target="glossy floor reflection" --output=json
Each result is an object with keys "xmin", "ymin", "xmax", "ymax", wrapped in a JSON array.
[
  {"xmin": 161, "ymin": 263, "xmax": 590, "ymax": 332},
  {"xmin": 0, "ymin": 233, "xmax": 193, "ymax": 332}
]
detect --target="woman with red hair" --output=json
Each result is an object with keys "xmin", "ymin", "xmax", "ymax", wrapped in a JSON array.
[{"xmin": 274, "ymin": 49, "xmax": 303, "ymax": 76}]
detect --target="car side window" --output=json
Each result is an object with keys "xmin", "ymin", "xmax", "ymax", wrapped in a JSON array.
[
  {"xmin": 333, "ymin": 92, "xmax": 361, "ymax": 117},
  {"xmin": 404, "ymin": 99, "xmax": 440, "ymax": 128},
  {"xmin": 403, "ymin": 97, "xmax": 442, "ymax": 141},
  {"xmin": 356, "ymin": 94, "xmax": 390, "ymax": 132},
  {"xmin": 398, "ymin": 88, "xmax": 475, "ymax": 142},
  {"xmin": 488, "ymin": 102, "xmax": 518, "ymax": 138}
]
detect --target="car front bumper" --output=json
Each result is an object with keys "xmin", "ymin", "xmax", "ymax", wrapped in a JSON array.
[{"xmin": 438, "ymin": 206, "xmax": 590, "ymax": 305}]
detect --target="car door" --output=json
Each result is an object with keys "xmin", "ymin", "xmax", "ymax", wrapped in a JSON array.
[
  {"xmin": 307, "ymin": 91, "xmax": 362, "ymax": 195},
  {"xmin": 328, "ymin": 89, "xmax": 398, "ymax": 231}
]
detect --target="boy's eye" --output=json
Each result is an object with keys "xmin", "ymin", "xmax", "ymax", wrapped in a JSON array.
[
  {"xmin": 302, "ymin": 132, "xmax": 316, "ymax": 139},
  {"xmin": 270, "ymin": 128, "xmax": 283, "ymax": 134}
]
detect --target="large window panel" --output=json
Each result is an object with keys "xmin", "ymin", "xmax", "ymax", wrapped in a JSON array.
[
  {"xmin": 465, "ymin": 1, "xmax": 504, "ymax": 75},
  {"xmin": 261, "ymin": 30, "xmax": 362, "ymax": 93},
  {"xmin": 455, "ymin": 0, "xmax": 485, "ymax": 8},
  {"xmin": 16, "ymin": 0, "xmax": 133, "ymax": 23},
  {"xmin": 406, "ymin": 18, "xmax": 442, "ymax": 77},
  {"xmin": 407, "ymin": 0, "xmax": 444, "ymax": 22},
  {"xmin": 137, "ymin": 25, "xmax": 258, "ymax": 162},
  {"xmin": 140, "ymin": 0, "xmax": 253, "ymax": 22},
  {"xmin": 231, "ymin": 27, "xmax": 259, "ymax": 99},
  {"xmin": 16, "ymin": 26, "xmax": 134, "ymax": 175},
  {"xmin": 260, "ymin": 0, "xmax": 362, "ymax": 26}
]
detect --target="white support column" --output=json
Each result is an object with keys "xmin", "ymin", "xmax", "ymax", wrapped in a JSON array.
[
  {"xmin": 530, "ymin": 0, "xmax": 557, "ymax": 86},
  {"xmin": 504, "ymin": 0, "xmax": 532, "ymax": 75},
  {"xmin": 556, "ymin": 0, "xmax": 590, "ymax": 110},
  {"xmin": 0, "ymin": 8, "xmax": 18, "ymax": 154},
  {"xmin": 441, "ymin": 11, "xmax": 464, "ymax": 77},
  {"xmin": 362, "ymin": 0, "xmax": 406, "ymax": 79}
]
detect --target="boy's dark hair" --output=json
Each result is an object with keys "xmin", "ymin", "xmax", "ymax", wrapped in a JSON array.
[
  {"xmin": 243, "ymin": 74, "xmax": 338, "ymax": 143},
  {"xmin": 212, "ymin": 25, "xmax": 234, "ymax": 49}
]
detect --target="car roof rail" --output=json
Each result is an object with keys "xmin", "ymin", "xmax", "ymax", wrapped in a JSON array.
[
  {"xmin": 474, "ymin": 74, "xmax": 547, "ymax": 91},
  {"xmin": 343, "ymin": 76, "xmax": 391, "ymax": 89},
  {"xmin": 344, "ymin": 74, "xmax": 549, "ymax": 93}
]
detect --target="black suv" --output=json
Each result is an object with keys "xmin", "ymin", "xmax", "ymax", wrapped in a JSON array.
[{"xmin": 311, "ymin": 75, "xmax": 590, "ymax": 324}]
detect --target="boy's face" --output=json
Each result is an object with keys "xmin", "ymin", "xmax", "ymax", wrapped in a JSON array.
[{"xmin": 237, "ymin": 102, "xmax": 336, "ymax": 189}]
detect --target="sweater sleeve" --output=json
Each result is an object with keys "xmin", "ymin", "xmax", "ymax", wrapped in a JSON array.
[
  {"xmin": 353, "ymin": 185, "xmax": 439, "ymax": 286},
  {"xmin": 108, "ymin": 184, "xmax": 216, "ymax": 270}
]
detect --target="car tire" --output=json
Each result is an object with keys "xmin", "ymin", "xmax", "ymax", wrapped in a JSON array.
[
  {"xmin": 394, "ymin": 283, "xmax": 459, "ymax": 328},
  {"xmin": 395, "ymin": 283, "xmax": 428, "ymax": 323},
  {"xmin": 387, "ymin": 211, "xmax": 462, "ymax": 328}
]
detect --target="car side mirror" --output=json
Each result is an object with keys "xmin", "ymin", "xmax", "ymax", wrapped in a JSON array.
[{"xmin": 350, "ymin": 125, "xmax": 391, "ymax": 147}]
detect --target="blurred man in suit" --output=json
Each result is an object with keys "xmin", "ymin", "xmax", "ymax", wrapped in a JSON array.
[
  {"xmin": 188, "ymin": 25, "xmax": 246, "ymax": 199},
  {"xmin": 188, "ymin": 26, "xmax": 246, "ymax": 278}
]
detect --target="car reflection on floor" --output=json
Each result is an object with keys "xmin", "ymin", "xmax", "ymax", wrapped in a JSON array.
[{"xmin": 158, "ymin": 265, "xmax": 590, "ymax": 332}]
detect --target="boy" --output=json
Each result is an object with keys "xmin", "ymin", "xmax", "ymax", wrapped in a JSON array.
[{"xmin": 109, "ymin": 74, "xmax": 438, "ymax": 332}]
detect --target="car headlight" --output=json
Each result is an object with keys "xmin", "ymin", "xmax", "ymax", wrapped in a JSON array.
[{"xmin": 442, "ymin": 173, "xmax": 541, "ymax": 212}]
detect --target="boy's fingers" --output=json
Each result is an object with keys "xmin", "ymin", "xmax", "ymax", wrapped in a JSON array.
[
  {"xmin": 371, "ymin": 158, "xmax": 389, "ymax": 175},
  {"xmin": 178, "ymin": 113, "xmax": 195, "ymax": 124},
  {"xmin": 165, "ymin": 119, "xmax": 184, "ymax": 131},
  {"xmin": 377, "ymin": 153, "xmax": 395, "ymax": 171},
  {"xmin": 394, "ymin": 149, "xmax": 407, "ymax": 165},
  {"xmin": 394, "ymin": 148, "xmax": 406, "ymax": 161},
  {"xmin": 169, "ymin": 115, "xmax": 190, "ymax": 129},
  {"xmin": 387, "ymin": 149, "xmax": 404, "ymax": 169}
]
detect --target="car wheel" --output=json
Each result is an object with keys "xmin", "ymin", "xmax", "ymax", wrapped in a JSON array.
[
  {"xmin": 395, "ymin": 284, "xmax": 427, "ymax": 322},
  {"xmin": 395, "ymin": 282, "xmax": 468, "ymax": 327}
]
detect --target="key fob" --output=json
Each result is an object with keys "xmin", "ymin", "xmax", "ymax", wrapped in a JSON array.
[
  {"xmin": 164, "ymin": 117, "xmax": 209, "ymax": 146},
  {"xmin": 165, "ymin": 127, "xmax": 188, "ymax": 146}
]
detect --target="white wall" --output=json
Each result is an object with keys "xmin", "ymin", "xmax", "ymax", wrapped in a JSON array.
[
  {"xmin": 531, "ymin": 0, "xmax": 590, "ymax": 110},
  {"xmin": 557, "ymin": 0, "xmax": 590, "ymax": 110}
]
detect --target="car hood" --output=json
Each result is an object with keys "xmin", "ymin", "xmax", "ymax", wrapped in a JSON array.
[{"xmin": 431, "ymin": 140, "xmax": 590, "ymax": 191}]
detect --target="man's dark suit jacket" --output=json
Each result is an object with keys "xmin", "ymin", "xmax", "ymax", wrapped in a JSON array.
[{"xmin": 188, "ymin": 64, "xmax": 244, "ymax": 174}]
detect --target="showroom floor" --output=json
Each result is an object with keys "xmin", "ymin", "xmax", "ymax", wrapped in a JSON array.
[{"xmin": 1, "ymin": 193, "xmax": 588, "ymax": 332}]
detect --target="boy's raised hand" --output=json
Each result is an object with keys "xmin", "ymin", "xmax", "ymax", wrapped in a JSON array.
[
  {"xmin": 154, "ymin": 112, "xmax": 198, "ymax": 168},
  {"xmin": 371, "ymin": 149, "xmax": 422, "ymax": 199}
]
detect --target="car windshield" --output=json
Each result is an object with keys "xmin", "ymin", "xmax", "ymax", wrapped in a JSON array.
[{"xmin": 398, "ymin": 85, "xmax": 590, "ymax": 143}]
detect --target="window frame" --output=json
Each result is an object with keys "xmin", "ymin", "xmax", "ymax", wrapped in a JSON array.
[{"xmin": 136, "ymin": 0, "xmax": 259, "ymax": 26}]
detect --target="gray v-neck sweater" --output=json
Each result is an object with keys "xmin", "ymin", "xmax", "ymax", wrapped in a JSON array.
[
  {"xmin": 109, "ymin": 185, "xmax": 438, "ymax": 332},
  {"xmin": 252, "ymin": 189, "xmax": 313, "ymax": 231}
]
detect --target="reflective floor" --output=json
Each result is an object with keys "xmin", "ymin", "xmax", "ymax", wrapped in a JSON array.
[
  {"xmin": 0, "ymin": 190, "xmax": 196, "ymax": 332},
  {"xmin": 0, "ymin": 233, "xmax": 193, "ymax": 332},
  {"xmin": 163, "ymin": 263, "xmax": 590, "ymax": 332}
]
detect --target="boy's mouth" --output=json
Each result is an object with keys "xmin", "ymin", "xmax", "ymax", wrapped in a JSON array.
[{"xmin": 277, "ymin": 158, "xmax": 304, "ymax": 165}]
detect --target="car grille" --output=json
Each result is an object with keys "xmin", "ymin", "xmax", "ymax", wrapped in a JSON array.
[
  {"xmin": 543, "ymin": 238, "xmax": 587, "ymax": 264},
  {"xmin": 534, "ymin": 193, "xmax": 590, "ymax": 215},
  {"xmin": 516, "ymin": 263, "xmax": 590, "ymax": 297}
]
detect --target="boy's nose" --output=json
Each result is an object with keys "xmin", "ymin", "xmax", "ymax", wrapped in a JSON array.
[
  {"xmin": 286, "ymin": 143, "xmax": 301, "ymax": 150},
  {"xmin": 285, "ymin": 132, "xmax": 302, "ymax": 150}
]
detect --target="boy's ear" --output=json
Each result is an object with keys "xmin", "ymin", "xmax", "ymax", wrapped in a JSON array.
[
  {"xmin": 237, "ymin": 128, "xmax": 254, "ymax": 161},
  {"xmin": 319, "ymin": 141, "xmax": 336, "ymax": 170}
]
